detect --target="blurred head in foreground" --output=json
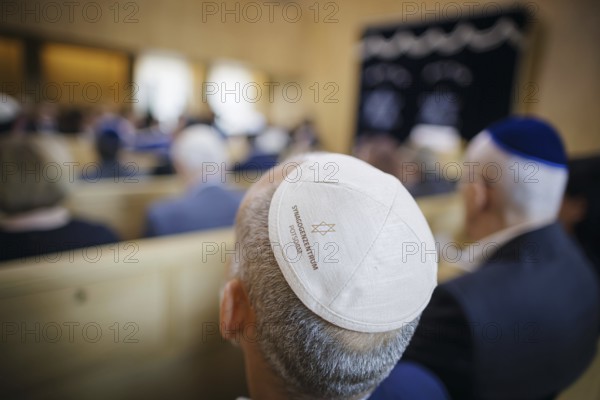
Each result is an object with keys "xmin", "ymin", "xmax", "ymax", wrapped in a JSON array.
[
  {"xmin": 462, "ymin": 116, "xmax": 568, "ymax": 241},
  {"xmin": 220, "ymin": 153, "xmax": 437, "ymax": 400}
]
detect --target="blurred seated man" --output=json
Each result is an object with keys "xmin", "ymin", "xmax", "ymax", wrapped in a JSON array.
[
  {"xmin": 0, "ymin": 137, "xmax": 119, "ymax": 263},
  {"xmin": 401, "ymin": 117, "xmax": 600, "ymax": 399},
  {"xmin": 354, "ymin": 133, "xmax": 402, "ymax": 178},
  {"xmin": 81, "ymin": 128, "xmax": 136, "ymax": 182},
  {"xmin": 145, "ymin": 124, "xmax": 244, "ymax": 237},
  {"xmin": 402, "ymin": 147, "xmax": 456, "ymax": 198},
  {"xmin": 560, "ymin": 155, "xmax": 600, "ymax": 277},
  {"xmin": 220, "ymin": 153, "xmax": 438, "ymax": 400},
  {"xmin": 232, "ymin": 127, "xmax": 288, "ymax": 173}
]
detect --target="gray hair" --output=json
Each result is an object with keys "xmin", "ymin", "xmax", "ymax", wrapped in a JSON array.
[{"xmin": 233, "ymin": 180, "xmax": 419, "ymax": 400}]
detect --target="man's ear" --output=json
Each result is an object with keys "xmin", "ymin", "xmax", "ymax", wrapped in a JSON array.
[
  {"xmin": 471, "ymin": 181, "xmax": 494, "ymax": 214},
  {"xmin": 464, "ymin": 180, "xmax": 488, "ymax": 215},
  {"xmin": 220, "ymin": 279, "xmax": 251, "ymax": 341}
]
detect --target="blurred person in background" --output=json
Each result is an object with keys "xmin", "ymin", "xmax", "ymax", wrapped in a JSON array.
[
  {"xmin": 354, "ymin": 133, "xmax": 403, "ymax": 178},
  {"xmin": 394, "ymin": 117, "xmax": 599, "ymax": 400},
  {"xmin": 151, "ymin": 112, "xmax": 218, "ymax": 176},
  {"xmin": 402, "ymin": 124, "xmax": 460, "ymax": 197},
  {"xmin": 0, "ymin": 93, "xmax": 21, "ymax": 136},
  {"xmin": 285, "ymin": 118, "xmax": 320, "ymax": 157},
  {"xmin": 56, "ymin": 108, "xmax": 85, "ymax": 134},
  {"xmin": 22, "ymin": 102, "xmax": 59, "ymax": 134},
  {"xmin": 144, "ymin": 124, "xmax": 244, "ymax": 237},
  {"xmin": 354, "ymin": 128, "xmax": 457, "ymax": 197},
  {"xmin": 401, "ymin": 147, "xmax": 456, "ymax": 198},
  {"xmin": 560, "ymin": 155, "xmax": 600, "ymax": 278},
  {"xmin": 133, "ymin": 111, "xmax": 170, "ymax": 150},
  {"xmin": 94, "ymin": 108, "xmax": 137, "ymax": 146},
  {"xmin": 35, "ymin": 103, "xmax": 59, "ymax": 134},
  {"xmin": 0, "ymin": 137, "xmax": 119, "ymax": 263},
  {"xmin": 233, "ymin": 126, "xmax": 289, "ymax": 172},
  {"xmin": 81, "ymin": 128, "xmax": 137, "ymax": 182}
]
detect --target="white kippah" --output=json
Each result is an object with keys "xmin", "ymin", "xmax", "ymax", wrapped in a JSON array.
[{"xmin": 268, "ymin": 153, "xmax": 437, "ymax": 333}]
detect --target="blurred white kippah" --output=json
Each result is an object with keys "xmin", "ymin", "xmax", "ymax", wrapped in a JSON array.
[
  {"xmin": 268, "ymin": 153, "xmax": 437, "ymax": 333},
  {"xmin": 171, "ymin": 124, "xmax": 228, "ymax": 172}
]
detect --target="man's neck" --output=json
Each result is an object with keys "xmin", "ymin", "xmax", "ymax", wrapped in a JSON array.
[
  {"xmin": 243, "ymin": 344, "xmax": 288, "ymax": 400},
  {"xmin": 241, "ymin": 342, "xmax": 373, "ymax": 400},
  {"xmin": 460, "ymin": 217, "xmax": 555, "ymax": 272},
  {"xmin": 467, "ymin": 213, "xmax": 506, "ymax": 242}
]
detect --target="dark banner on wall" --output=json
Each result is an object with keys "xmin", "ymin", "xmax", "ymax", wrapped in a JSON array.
[{"xmin": 356, "ymin": 9, "xmax": 530, "ymax": 142}]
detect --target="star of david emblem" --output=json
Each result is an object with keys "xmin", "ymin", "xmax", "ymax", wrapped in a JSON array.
[{"xmin": 311, "ymin": 222, "xmax": 336, "ymax": 236}]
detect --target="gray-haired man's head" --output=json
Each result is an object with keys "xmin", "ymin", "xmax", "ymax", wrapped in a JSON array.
[{"xmin": 220, "ymin": 154, "xmax": 436, "ymax": 400}]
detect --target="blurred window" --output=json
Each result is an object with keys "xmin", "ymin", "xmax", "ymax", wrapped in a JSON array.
[
  {"xmin": 205, "ymin": 62, "xmax": 265, "ymax": 135},
  {"xmin": 134, "ymin": 52, "xmax": 193, "ymax": 129}
]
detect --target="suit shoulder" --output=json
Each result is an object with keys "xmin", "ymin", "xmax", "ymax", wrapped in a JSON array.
[
  {"xmin": 148, "ymin": 196, "xmax": 189, "ymax": 217},
  {"xmin": 67, "ymin": 219, "xmax": 120, "ymax": 243}
]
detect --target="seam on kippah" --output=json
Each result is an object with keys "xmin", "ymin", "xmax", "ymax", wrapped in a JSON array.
[{"xmin": 327, "ymin": 183, "xmax": 401, "ymax": 306}]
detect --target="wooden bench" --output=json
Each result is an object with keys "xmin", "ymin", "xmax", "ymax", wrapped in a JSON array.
[
  {"xmin": 66, "ymin": 176, "xmax": 186, "ymax": 240},
  {"xmin": 0, "ymin": 208, "xmax": 597, "ymax": 399},
  {"xmin": 0, "ymin": 229, "xmax": 247, "ymax": 399},
  {"xmin": 65, "ymin": 174, "xmax": 259, "ymax": 240}
]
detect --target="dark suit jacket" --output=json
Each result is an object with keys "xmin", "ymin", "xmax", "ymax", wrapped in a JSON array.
[
  {"xmin": 404, "ymin": 223, "xmax": 600, "ymax": 400},
  {"xmin": 369, "ymin": 361, "xmax": 450, "ymax": 400},
  {"xmin": 0, "ymin": 219, "xmax": 119, "ymax": 263},
  {"xmin": 145, "ymin": 183, "xmax": 244, "ymax": 237}
]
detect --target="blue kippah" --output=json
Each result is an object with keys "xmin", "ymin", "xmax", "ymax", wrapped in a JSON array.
[{"xmin": 486, "ymin": 116, "xmax": 567, "ymax": 168}]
